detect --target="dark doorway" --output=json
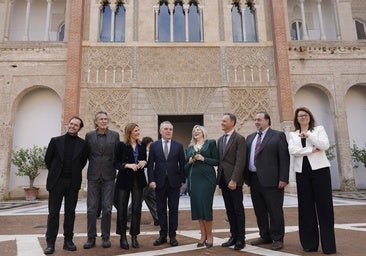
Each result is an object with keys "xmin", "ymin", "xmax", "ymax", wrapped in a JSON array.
[{"xmin": 158, "ymin": 115, "xmax": 203, "ymax": 149}]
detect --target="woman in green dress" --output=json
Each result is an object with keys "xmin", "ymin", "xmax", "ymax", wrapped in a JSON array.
[{"xmin": 184, "ymin": 125, "xmax": 219, "ymax": 248}]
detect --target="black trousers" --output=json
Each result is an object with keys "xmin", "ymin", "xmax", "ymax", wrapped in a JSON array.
[
  {"xmin": 155, "ymin": 178, "xmax": 180, "ymax": 238},
  {"xmin": 296, "ymin": 166, "xmax": 336, "ymax": 254},
  {"xmin": 249, "ymin": 173, "xmax": 285, "ymax": 242},
  {"xmin": 219, "ymin": 176, "xmax": 245, "ymax": 242},
  {"xmin": 46, "ymin": 178, "xmax": 79, "ymax": 244},
  {"xmin": 116, "ymin": 178, "xmax": 143, "ymax": 236},
  {"xmin": 128, "ymin": 186, "xmax": 158, "ymax": 223}
]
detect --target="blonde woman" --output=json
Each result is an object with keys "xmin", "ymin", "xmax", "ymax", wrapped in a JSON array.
[{"xmin": 184, "ymin": 125, "xmax": 219, "ymax": 248}]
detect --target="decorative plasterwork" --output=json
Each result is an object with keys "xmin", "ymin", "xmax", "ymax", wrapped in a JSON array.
[
  {"xmin": 88, "ymin": 88, "xmax": 130, "ymax": 128},
  {"xmin": 145, "ymin": 87, "xmax": 216, "ymax": 114},
  {"xmin": 230, "ymin": 87, "xmax": 270, "ymax": 124}
]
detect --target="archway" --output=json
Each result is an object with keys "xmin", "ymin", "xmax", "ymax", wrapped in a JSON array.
[
  {"xmin": 345, "ymin": 85, "xmax": 366, "ymax": 189},
  {"xmin": 9, "ymin": 88, "xmax": 62, "ymax": 196}
]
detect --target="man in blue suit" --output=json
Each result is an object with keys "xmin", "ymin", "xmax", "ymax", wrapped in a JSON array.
[{"xmin": 147, "ymin": 121, "xmax": 185, "ymax": 247}]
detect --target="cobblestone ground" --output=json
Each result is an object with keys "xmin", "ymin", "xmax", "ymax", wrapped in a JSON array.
[{"xmin": 0, "ymin": 193, "xmax": 365, "ymax": 256}]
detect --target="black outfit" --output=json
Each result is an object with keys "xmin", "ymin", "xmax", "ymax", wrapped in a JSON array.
[
  {"xmin": 128, "ymin": 186, "xmax": 159, "ymax": 225},
  {"xmin": 114, "ymin": 142, "xmax": 147, "ymax": 238},
  {"xmin": 44, "ymin": 133, "xmax": 88, "ymax": 246},
  {"xmin": 296, "ymin": 138, "xmax": 336, "ymax": 254}
]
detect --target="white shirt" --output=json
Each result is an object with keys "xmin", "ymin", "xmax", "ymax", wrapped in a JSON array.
[{"xmin": 249, "ymin": 127, "xmax": 269, "ymax": 172}]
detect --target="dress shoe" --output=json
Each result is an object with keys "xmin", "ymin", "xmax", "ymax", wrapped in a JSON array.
[
  {"xmin": 250, "ymin": 237, "xmax": 272, "ymax": 246},
  {"xmin": 271, "ymin": 240, "xmax": 283, "ymax": 250},
  {"xmin": 221, "ymin": 237, "xmax": 236, "ymax": 247},
  {"xmin": 170, "ymin": 237, "xmax": 178, "ymax": 246},
  {"xmin": 102, "ymin": 238, "xmax": 111, "ymax": 248},
  {"xmin": 44, "ymin": 244, "xmax": 55, "ymax": 254},
  {"xmin": 63, "ymin": 240, "xmax": 77, "ymax": 251},
  {"xmin": 131, "ymin": 235, "xmax": 140, "ymax": 248},
  {"xmin": 153, "ymin": 236, "xmax": 167, "ymax": 246},
  {"xmin": 83, "ymin": 238, "xmax": 96, "ymax": 249},
  {"xmin": 120, "ymin": 236, "xmax": 129, "ymax": 250},
  {"xmin": 234, "ymin": 241, "xmax": 245, "ymax": 250},
  {"xmin": 304, "ymin": 248, "xmax": 318, "ymax": 252}
]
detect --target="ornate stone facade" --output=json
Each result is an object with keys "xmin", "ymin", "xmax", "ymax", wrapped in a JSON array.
[{"xmin": 0, "ymin": 0, "xmax": 365, "ymax": 199}]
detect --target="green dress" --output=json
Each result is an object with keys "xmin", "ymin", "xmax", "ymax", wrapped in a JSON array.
[{"xmin": 184, "ymin": 139, "xmax": 219, "ymax": 221}]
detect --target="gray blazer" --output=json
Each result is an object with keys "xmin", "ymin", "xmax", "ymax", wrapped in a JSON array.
[
  {"xmin": 217, "ymin": 131, "xmax": 247, "ymax": 187},
  {"xmin": 85, "ymin": 129, "xmax": 120, "ymax": 181}
]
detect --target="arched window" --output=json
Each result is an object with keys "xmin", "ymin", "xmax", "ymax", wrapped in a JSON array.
[
  {"xmin": 100, "ymin": 1, "xmax": 126, "ymax": 42},
  {"xmin": 157, "ymin": 0, "xmax": 203, "ymax": 42},
  {"xmin": 100, "ymin": 3, "xmax": 112, "ymax": 41},
  {"xmin": 115, "ymin": 3, "xmax": 126, "ymax": 42},
  {"xmin": 174, "ymin": 2, "xmax": 185, "ymax": 42},
  {"xmin": 355, "ymin": 19, "xmax": 366, "ymax": 40},
  {"xmin": 291, "ymin": 21, "xmax": 303, "ymax": 40},
  {"xmin": 58, "ymin": 23, "xmax": 65, "ymax": 42},
  {"xmin": 158, "ymin": 1, "xmax": 170, "ymax": 42},
  {"xmin": 231, "ymin": 3, "xmax": 257, "ymax": 42},
  {"xmin": 188, "ymin": 2, "xmax": 201, "ymax": 42}
]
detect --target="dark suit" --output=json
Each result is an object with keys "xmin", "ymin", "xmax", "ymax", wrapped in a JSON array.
[
  {"xmin": 245, "ymin": 128, "xmax": 289, "ymax": 242},
  {"xmin": 44, "ymin": 134, "xmax": 88, "ymax": 244},
  {"xmin": 147, "ymin": 139, "xmax": 185, "ymax": 238},
  {"xmin": 114, "ymin": 142, "xmax": 147, "ymax": 236},
  {"xmin": 85, "ymin": 129, "xmax": 120, "ymax": 240},
  {"xmin": 217, "ymin": 131, "xmax": 247, "ymax": 243}
]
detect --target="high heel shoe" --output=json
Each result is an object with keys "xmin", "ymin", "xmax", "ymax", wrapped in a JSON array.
[
  {"xmin": 197, "ymin": 241, "xmax": 205, "ymax": 247},
  {"xmin": 205, "ymin": 240, "xmax": 213, "ymax": 248}
]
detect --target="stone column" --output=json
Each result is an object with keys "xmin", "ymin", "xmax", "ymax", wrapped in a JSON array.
[
  {"xmin": 3, "ymin": 0, "xmax": 15, "ymax": 41},
  {"xmin": 0, "ymin": 124, "xmax": 12, "ymax": 200},
  {"xmin": 241, "ymin": 5, "xmax": 247, "ymax": 41},
  {"xmin": 44, "ymin": 0, "xmax": 52, "ymax": 41},
  {"xmin": 198, "ymin": 4, "xmax": 204, "ymax": 42},
  {"xmin": 183, "ymin": 4, "xmax": 189, "ymax": 42},
  {"xmin": 333, "ymin": 74, "xmax": 356, "ymax": 191},
  {"xmin": 316, "ymin": 0, "xmax": 326, "ymax": 40},
  {"xmin": 110, "ymin": 2, "xmax": 117, "ymax": 42},
  {"xmin": 299, "ymin": 0, "xmax": 309, "ymax": 40},
  {"xmin": 23, "ymin": 0, "xmax": 32, "ymax": 41},
  {"xmin": 168, "ymin": 3, "xmax": 175, "ymax": 42},
  {"xmin": 269, "ymin": 0, "xmax": 294, "ymax": 122},
  {"xmin": 63, "ymin": 0, "xmax": 84, "ymax": 123},
  {"xmin": 332, "ymin": 0, "xmax": 341, "ymax": 40},
  {"xmin": 153, "ymin": 5, "xmax": 159, "ymax": 42}
]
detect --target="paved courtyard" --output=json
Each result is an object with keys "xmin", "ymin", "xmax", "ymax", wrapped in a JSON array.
[{"xmin": 0, "ymin": 193, "xmax": 365, "ymax": 256}]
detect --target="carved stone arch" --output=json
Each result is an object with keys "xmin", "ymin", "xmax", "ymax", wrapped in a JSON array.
[
  {"xmin": 295, "ymin": 83, "xmax": 336, "ymax": 118},
  {"xmin": 227, "ymin": 65, "xmax": 236, "ymax": 82},
  {"xmin": 236, "ymin": 64, "xmax": 244, "ymax": 81},
  {"xmin": 10, "ymin": 86, "xmax": 62, "ymax": 125}
]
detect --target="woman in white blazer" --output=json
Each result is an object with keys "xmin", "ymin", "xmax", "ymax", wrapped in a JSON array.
[{"xmin": 288, "ymin": 107, "xmax": 336, "ymax": 255}]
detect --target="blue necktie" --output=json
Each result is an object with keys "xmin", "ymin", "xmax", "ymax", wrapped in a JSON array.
[{"xmin": 222, "ymin": 134, "xmax": 228, "ymax": 152}]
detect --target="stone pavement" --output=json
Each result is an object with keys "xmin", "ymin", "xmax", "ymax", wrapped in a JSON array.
[{"xmin": 0, "ymin": 193, "xmax": 366, "ymax": 256}]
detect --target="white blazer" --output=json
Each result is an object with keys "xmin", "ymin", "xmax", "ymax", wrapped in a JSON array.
[{"xmin": 288, "ymin": 125, "xmax": 330, "ymax": 173}]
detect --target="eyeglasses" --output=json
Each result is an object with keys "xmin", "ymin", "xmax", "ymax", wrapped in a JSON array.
[{"xmin": 297, "ymin": 114, "xmax": 309, "ymax": 118}]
